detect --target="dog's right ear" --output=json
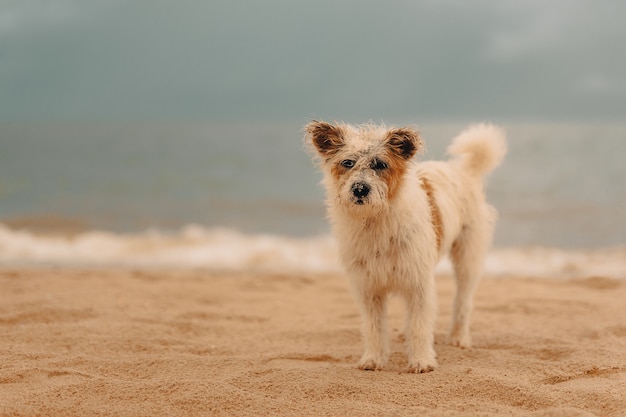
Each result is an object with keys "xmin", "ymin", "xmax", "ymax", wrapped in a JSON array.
[
  {"xmin": 385, "ymin": 127, "xmax": 423, "ymax": 160},
  {"xmin": 304, "ymin": 120, "xmax": 345, "ymax": 157}
]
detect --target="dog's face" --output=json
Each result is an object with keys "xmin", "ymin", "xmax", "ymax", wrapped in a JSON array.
[{"xmin": 306, "ymin": 120, "xmax": 422, "ymax": 217}]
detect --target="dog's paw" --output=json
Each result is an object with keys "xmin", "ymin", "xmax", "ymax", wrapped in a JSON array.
[
  {"xmin": 407, "ymin": 357, "xmax": 437, "ymax": 374},
  {"xmin": 357, "ymin": 357, "xmax": 384, "ymax": 371},
  {"xmin": 407, "ymin": 361, "xmax": 437, "ymax": 374},
  {"xmin": 449, "ymin": 332, "xmax": 472, "ymax": 349}
]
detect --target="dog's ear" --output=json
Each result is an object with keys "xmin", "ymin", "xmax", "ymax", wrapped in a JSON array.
[
  {"xmin": 305, "ymin": 120, "xmax": 345, "ymax": 157},
  {"xmin": 385, "ymin": 127, "xmax": 422, "ymax": 159}
]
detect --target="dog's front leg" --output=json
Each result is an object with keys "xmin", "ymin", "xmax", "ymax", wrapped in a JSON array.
[
  {"xmin": 403, "ymin": 274, "xmax": 438, "ymax": 373},
  {"xmin": 355, "ymin": 290, "xmax": 388, "ymax": 371}
]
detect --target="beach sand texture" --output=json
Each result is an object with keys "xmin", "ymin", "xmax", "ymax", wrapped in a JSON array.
[{"xmin": 1, "ymin": 268, "xmax": 625, "ymax": 416}]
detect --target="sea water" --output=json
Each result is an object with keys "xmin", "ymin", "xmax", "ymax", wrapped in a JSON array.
[{"xmin": 0, "ymin": 122, "xmax": 624, "ymax": 277}]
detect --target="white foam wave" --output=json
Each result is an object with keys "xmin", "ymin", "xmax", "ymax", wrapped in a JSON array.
[
  {"xmin": 0, "ymin": 224, "xmax": 340, "ymax": 273},
  {"xmin": 0, "ymin": 224, "xmax": 624, "ymax": 279}
]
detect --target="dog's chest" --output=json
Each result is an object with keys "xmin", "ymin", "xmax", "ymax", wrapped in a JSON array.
[{"xmin": 339, "ymin": 219, "xmax": 420, "ymax": 282}]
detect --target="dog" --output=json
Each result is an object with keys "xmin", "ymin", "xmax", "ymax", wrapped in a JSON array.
[{"xmin": 305, "ymin": 120, "xmax": 506, "ymax": 373}]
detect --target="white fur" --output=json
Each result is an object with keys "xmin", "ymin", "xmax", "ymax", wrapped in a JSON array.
[{"xmin": 306, "ymin": 121, "xmax": 506, "ymax": 373}]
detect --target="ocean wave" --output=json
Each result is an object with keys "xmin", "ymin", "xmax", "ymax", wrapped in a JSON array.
[
  {"xmin": 0, "ymin": 224, "xmax": 339, "ymax": 273},
  {"xmin": 0, "ymin": 224, "xmax": 624, "ymax": 279}
]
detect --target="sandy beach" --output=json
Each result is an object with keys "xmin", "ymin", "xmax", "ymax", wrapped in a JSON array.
[{"xmin": 1, "ymin": 267, "xmax": 624, "ymax": 417}]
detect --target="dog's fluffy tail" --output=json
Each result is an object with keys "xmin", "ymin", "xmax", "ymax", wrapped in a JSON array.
[{"xmin": 447, "ymin": 123, "xmax": 507, "ymax": 176}]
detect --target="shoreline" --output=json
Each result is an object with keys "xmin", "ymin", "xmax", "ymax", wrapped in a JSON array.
[{"xmin": 1, "ymin": 224, "xmax": 625, "ymax": 280}]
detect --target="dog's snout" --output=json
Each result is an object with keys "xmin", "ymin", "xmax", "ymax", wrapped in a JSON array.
[{"xmin": 351, "ymin": 182, "xmax": 370, "ymax": 198}]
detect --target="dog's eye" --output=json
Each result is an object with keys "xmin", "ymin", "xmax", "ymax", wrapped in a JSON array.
[
  {"xmin": 371, "ymin": 159, "xmax": 388, "ymax": 171},
  {"xmin": 340, "ymin": 159, "xmax": 356, "ymax": 169}
]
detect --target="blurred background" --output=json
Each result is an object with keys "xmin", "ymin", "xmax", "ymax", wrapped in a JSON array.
[{"xmin": 0, "ymin": 0, "xmax": 624, "ymax": 251}]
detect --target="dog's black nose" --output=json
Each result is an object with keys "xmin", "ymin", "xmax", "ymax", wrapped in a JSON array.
[{"xmin": 351, "ymin": 182, "xmax": 370, "ymax": 198}]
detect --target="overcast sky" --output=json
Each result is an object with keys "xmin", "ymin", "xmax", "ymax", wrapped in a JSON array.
[{"xmin": 1, "ymin": 0, "xmax": 625, "ymax": 123}]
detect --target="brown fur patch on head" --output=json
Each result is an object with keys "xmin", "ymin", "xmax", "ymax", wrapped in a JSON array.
[
  {"xmin": 305, "ymin": 120, "xmax": 345, "ymax": 157},
  {"xmin": 380, "ymin": 149, "xmax": 409, "ymax": 201},
  {"xmin": 378, "ymin": 126, "xmax": 423, "ymax": 200},
  {"xmin": 329, "ymin": 157, "xmax": 351, "ymax": 183},
  {"xmin": 385, "ymin": 127, "xmax": 423, "ymax": 160},
  {"xmin": 420, "ymin": 177, "xmax": 443, "ymax": 251}
]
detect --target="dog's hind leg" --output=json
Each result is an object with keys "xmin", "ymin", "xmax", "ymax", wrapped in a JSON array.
[{"xmin": 448, "ymin": 214, "xmax": 493, "ymax": 348}]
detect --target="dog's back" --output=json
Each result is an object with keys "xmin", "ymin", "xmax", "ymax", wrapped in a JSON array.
[{"xmin": 416, "ymin": 124, "xmax": 507, "ymax": 257}]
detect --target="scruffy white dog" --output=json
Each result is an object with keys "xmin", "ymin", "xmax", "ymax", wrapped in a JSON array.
[{"xmin": 305, "ymin": 120, "xmax": 506, "ymax": 373}]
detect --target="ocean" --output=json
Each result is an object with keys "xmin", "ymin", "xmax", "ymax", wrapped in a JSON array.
[{"xmin": 0, "ymin": 122, "xmax": 624, "ymax": 277}]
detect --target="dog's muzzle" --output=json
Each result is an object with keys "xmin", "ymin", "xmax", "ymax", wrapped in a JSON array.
[{"xmin": 351, "ymin": 182, "xmax": 370, "ymax": 204}]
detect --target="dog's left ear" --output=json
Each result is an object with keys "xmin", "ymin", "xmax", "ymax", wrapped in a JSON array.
[
  {"xmin": 304, "ymin": 120, "xmax": 345, "ymax": 157},
  {"xmin": 385, "ymin": 127, "xmax": 423, "ymax": 159}
]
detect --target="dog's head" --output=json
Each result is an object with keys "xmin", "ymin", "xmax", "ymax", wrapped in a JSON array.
[{"xmin": 305, "ymin": 120, "xmax": 423, "ymax": 217}]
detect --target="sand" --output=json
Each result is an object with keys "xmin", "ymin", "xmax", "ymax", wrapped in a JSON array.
[{"xmin": 1, "ymin": 267, "xmax": 625, "ymax": 417}]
